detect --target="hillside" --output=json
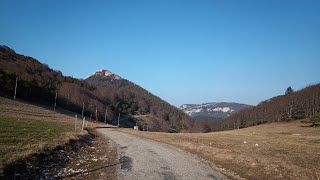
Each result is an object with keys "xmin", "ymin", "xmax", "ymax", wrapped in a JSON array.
[
  {"xmin": 0, "ymin": 45, "xmax": 192, "ymax": 132},
  {"xmin": 0, "ymin": 96, "xmax": 117, "ymax": 179},
  {"xmin": 0, "ymin": 96, "xmax": 81, "ymax": 167},
  {"xmin": 180, "ymin": 102, "xmax": 252, "ymax": 120},
  {"xmin": 208, "ymin": 84, "xmax": 320, "ymax": 131}
]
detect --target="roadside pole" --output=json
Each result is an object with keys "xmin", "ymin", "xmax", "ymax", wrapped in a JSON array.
[
  {"xmin": 54, "ymin": 91, "xmax": 57, "ymax": 111},
  {"xmin": 14, "ymin": 77, "xmax": 18, "ymax": 100},
  {"xmin": 82, "ymin": 117, "xmax": 85, "ymax": 130},
  {"xmin": 89, "ymin": 114, "xmax": 92, "ymax": 128},
  {"xmin": 118, "ymin": 113, "xmax": 120, "ymax": 127},
  {"xmin": 104, "ymin": 109, "xmax": 107, "ymax": 125},
  {"xmin": 81, "ymin": 102, "xmax": 84, "ymax": 119},
  {"xmin": 94, "ymin": 108, "xmax": 98, "ymax": 137},
  {"xmin": 75, "ymin": 115, "xmax": 77, "ymax": 131}
]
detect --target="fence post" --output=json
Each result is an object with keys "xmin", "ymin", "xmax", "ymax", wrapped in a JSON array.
[
  {"xmin": 89, "ymin": 114, "xmax": 92, "ymax": 128},
  {"xmin": 94, "ymin": 108, "xmax": 98, "ymax": 137},
  {"xmin": 81, "ymin": 102, "xmax": 84, "ymax": 119},
  {"xmin": 54, "ymin": 91, "xmax": 57, "ymax": 111},
  {"xmin": 104, "ymin": 109, "xmax": 107, "ymax": 124},
  {"xmin": 82, "ymin": 117, "xmax": 85, "ymax": 130},
  {"xmin": 118, "ymin": 113, "xmax": 120, "ymax": 127},
  {"xmin": 75, "ymin": 115, "xmax": 77, "ymax": 131},
  {"xmin": 14, "ymin": 77, "xmax": 18, "ymax": 100}
]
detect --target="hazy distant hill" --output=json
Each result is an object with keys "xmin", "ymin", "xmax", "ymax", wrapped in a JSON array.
[
  {"xmin": 0, "ymin": 45, "xmax": 192, "ymax": 132},
  {"xmin": 180, "ymin": 102, "xmax": 252, "ymax": 120}
]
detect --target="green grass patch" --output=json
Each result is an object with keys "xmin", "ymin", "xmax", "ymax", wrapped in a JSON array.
[{"xmin": 0, "ymin": 117, "xmax": 74, "ymax": 165}]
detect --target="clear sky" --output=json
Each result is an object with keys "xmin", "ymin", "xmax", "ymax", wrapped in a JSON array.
[{"xmin": 1, "ymin": 0, "xmax": 320, "ymax": 106}]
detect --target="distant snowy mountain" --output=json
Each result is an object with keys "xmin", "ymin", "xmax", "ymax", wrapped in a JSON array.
[{"xmin": 180, "ymin": 102, "xmax": 252, "ymax": 121}]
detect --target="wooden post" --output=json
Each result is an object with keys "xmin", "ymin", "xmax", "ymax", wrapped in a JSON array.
[
  {"xmin": 75, "ymin": 115, "xmax": 77, "ymax": 131},
  {"xmin": 82, "ymin": 117, "xmax": 85, "ymax": 130},
  {"xmin": 104, "ymin": 108, "xmax": 107, "ymax": 124},
  {"xmin": 14, "ymin": 77, "xmax": 18, "ymax": 100},
  {"xmin": 54, "ymin": 91, "xmax": 58, "ymax": 111},
  {"xmin": 90, "ymin": 114, "xmax": 92, "ymax": 128},
  {"xmin": 81, "ymin": 102, "xmax": 84, "ymax": 119},
  {"xmin": 118, "ymin": 113, "xmax": 120, "ymax": 127},
  {"xmin": 94, "ymin": 108, "xmax": 98, "ymax": 137}
]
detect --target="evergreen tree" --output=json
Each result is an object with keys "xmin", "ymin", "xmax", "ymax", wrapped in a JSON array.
[{"xmin": 285, "ymin": 86, "xmax": 294, "ymax": 95}]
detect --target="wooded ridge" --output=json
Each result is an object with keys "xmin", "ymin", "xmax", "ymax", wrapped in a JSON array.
[{"xmin": 0, "ymin": 45, "xmax": 192, "ymax": 132}]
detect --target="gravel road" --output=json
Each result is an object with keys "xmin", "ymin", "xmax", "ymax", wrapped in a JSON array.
[{"xmin": 98, "ymin": 128, "xmax": 226, "ymax": 180}]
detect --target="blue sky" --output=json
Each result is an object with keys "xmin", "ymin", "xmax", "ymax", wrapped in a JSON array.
[{"xmin": 1, "ymin": 0, "xmax": 320, "ymax": 106}]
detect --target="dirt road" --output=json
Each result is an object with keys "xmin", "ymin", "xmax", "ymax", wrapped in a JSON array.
[{"xmin": 98, "ymin": 128, "xmax": 226, "ymax": 180}]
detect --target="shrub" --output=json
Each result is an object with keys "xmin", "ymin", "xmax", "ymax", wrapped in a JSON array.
[{"xmin": 310, "ymin": 114, "xmax": 320, "ymax": 127}]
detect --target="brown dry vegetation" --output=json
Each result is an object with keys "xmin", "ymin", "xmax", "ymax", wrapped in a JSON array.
[{"xmin": 120, "ymin": 121, "xmax": 320, "ymax": 180}]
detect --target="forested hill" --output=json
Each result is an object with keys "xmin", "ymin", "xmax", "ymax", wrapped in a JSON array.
[
  {"xmin": 207, "ymin": 84, "xmax": 320, "ymax": 131},
  {"xmin": 0, "ymin": 45, "xmax": 192, "ymax": 132},
  {"xmin": 85, "ymin": 70, "xmax": 192, "ymax": 131}
]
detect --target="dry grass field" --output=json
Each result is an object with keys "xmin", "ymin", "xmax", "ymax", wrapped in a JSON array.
[{"xmin": 121, "ymin": 121, "xmax": 320, "ymax": 180}]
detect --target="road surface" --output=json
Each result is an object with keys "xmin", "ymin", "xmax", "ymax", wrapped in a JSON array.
[{"xmin": 98, "ymin": 128, "xmax": 226, "ymax": 180}]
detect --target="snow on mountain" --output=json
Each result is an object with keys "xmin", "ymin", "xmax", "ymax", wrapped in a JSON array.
[
  {"xmin": 179, "ymin": 102, "xmax": 252, "ymax": 121},
  {"xmin": 184, "ymin": 108, "xmax": 203, "ymax": 116},
  {"xmin": 92, "ymin": 69, "xmax": 122, "ymax": 80},
  {"xmin": 208, "ymin": 107, "xmax": 235, "ymax": 113},
  {"xmin": 181, "ymin": 104, "xmax": 187, "ymax": 109}
]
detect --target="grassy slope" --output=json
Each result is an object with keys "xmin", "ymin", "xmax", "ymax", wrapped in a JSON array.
[
  {"xmin": 121, "ymin": 121, "xmax": 320, "ymax": 180},
  {"xmin": 0, "ymin": 117, "xmax": 74, "ymax": 164},
  {"xmin": 0, "ymin": 97, "xmax": 85, "ymax": 167}
]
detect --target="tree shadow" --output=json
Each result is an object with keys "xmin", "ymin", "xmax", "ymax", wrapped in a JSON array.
[{"xmin": 300, "ymin": 123, "xmax": 320, "ymax": 128}]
